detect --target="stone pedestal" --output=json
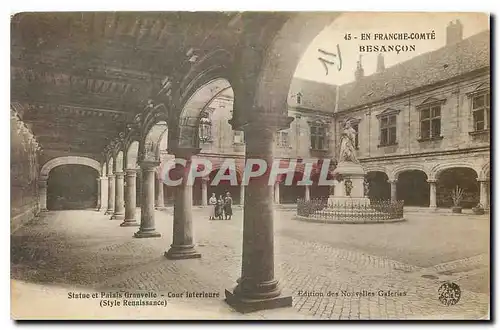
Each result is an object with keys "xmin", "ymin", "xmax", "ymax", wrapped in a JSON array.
[
  {"xmin": 105, "ymin": 174, "xmax": 115, "ymax": 215},
  {"xmin": 111, "ymin": 172, "xmax": 125, "ymax": 220},
  {"xmin": 121, "ymin": 169, "xmax": 139, "ymax": 227},
  {"xmin": 165, "ymin": 149, "xmax": 201, "ymax": 260},
  {"xmin": 328, "ymin": 161, "xmax": 370, "ymax": 206},
  {"xmin": 134, "ymin": 162, "xmax": 161, "ymax": 238},
  {"xmin": 225, "ymin": 127, "xmax": 291, "ymax": 313}
]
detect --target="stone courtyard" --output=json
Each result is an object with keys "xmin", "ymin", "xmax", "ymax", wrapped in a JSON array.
[{"xmin": 11, "ymin": 208, "xmax": 489, "ymax": 320}]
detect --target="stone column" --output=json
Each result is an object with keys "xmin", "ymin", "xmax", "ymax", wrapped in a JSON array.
[
  {"xmin": 273, "ymin": 182, "xmax": 280, "ymax": 204},
  {"xmin": 165, "ymin": 149, "xmax": 201, "ymax": 259},
  {"xmin": 110, "ymin": 172, "xmax": 125, "ymax": 220},
  {"xmin": 389, "ymin": 180, "xmax": 397, "ymax": 202},
  {"xmin": 478, "ymin": 179, "xmax": 489, "ymax": 209},
  {"xmin": 134, "ymin": 162, "xmax": 161, "ymax": 238},
  {"xmin": 305, "ymin": 185, "xmax": 311, "ymax": 201},
  {"xmin": 97, "ymin": 176, "xmax": 108, "ymax": 211},
  {"xmin": 240, "ymin": 184, "xmax": 245, "ymax": 205},
  {"xmin": 95, "ymin": 178, "xmax": 101, "ymax": 211},
  {"xmin": 155, "ymin": 172, "xmax": 166, "ymax": 210},
  {"xmin": 121, "ymin": 169, "xmax": 139, "ymax": 227},
  {"xmin": 225, "ymin": 126, "xmax": 292, "ymax": 312},
  {"xmin": 428, "ymin": 179, "xmax": 437, "ymax": 208},
  {"xmin": 38, "ymin": 180, "xmax": 48, "ymax": 211},
  {"xmin": 105, "ymin": 174, "xmax": 115, "ymax": 215},
  {"xmin": 201, "ymin": 178, "xmax": 208, "ymax": 206}
]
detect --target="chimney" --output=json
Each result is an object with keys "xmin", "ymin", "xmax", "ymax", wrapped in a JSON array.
[
  {"xmin": 446, "ymin": 19, "xmax": 463, "ymax": 45},
  {"xmin": 354, "ymin": 55, "xmax": 364, "ymax": 81},
  {"xmin": 376, "ymin": 53, "xmax": 385, "ymax": 73}
]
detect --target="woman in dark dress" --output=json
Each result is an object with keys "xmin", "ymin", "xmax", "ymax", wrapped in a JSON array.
[
  {"xmin": 223, "ymin": 192, "xmax": 233, "ymax": 220},
  {"xmin": 216, "ymin": 195, "xmax": 224, "ymax": 220}
]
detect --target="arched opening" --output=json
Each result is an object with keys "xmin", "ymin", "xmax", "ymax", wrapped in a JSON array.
[
  {"xmin": 47, "ymin": 165, "xmax": 99, "ymax": 210},
  {"xmin": 366, "ymin": 171, "xmax": 390, "ymax": 201},
  {"xmin": 396, "ymin": 170, "xmax": 429, "ymax": 206},
  {"xmin": 310, "ymin": 171, "xmax": 334, "ymax": 199},
  {"xmin": 193, "ymin": 168, "xmax": 242, "ymax": 206},
  {"xmin": 279, "ymin": 171, "xmax": 305, "ymax": 204},
  {"xmin": 437, "ymin": 167, "xmax": 479, "ymax": 208}
]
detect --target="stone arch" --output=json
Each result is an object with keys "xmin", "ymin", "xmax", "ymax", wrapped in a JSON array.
[
  {"xmin": 479, "ymin": 162, "xmax": 490, "ymax": 181},
  {"xmin": 142, "ymin": 119, "xmax": 169, "ymax": 163},
  {"xmin": 391, "ymin": 164, "xmax": 430, "ymax": 181},
  {"xmin": 177, "ymin": 78, "xmax": 233, "ymax": 150},
  {"xmin": 125, "ymin": 141, "xmax": 140, "ymax": 169},
  {"xmin": 40, "ymin": 156, "xmax": 101, "ymax": 181},
  {"xmin": 429, "ymin": 162, "xmax": 479, "ymax": 181},
  {"xmin": 38, "ymin": 156, "xmax": 101, "ymax": 211},
  {"xmin": 364, "ymin": 165, "xmax": 391, "ymax": 180},
  {"xmin": 249, "ymin": 13, "xmax": 339, "ymax": 120},
  {"xmin": 115, "ymin": 151, "xmax": 124, "ymax": 173}
]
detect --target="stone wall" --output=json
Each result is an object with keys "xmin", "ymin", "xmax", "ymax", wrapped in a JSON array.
[{"xmin": 11, "ymin": 108, "xmax": 41, "ymax": 232}]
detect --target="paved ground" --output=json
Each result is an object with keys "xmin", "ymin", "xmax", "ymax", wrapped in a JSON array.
[{"xmin": 11, "ymin": 207, "xmax": 490, "ymax": 320}]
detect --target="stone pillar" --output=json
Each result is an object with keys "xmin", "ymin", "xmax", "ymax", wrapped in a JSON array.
[
  {"xmin": 428, "ymin": 180, "xmax": 437, "ymax": 208},
  {"xmin": 201, "ymin": 178, "xmax": 208, "ymax": 206},
  {"xmin": 305, "ymin": 185, "xmax": 311, "ymax": 201},
  {"xmin": 165, "ymin": 149, "xmax": 201, "ymax": 259},
  {"xmin": 240, "ymin": 184, "xmax": 245, "ymax": 205},
  {"xmin": 389, "ymin": 180, "xmax": 397, "ymax": 202},
  {"xmin": 134, "ymin": 162, "xmax": 161, "ymax": 238},
  {"xmin": 110, "ymin": 172, "xmax": 125, "ymax": 220},
  {"xmin": 105, "ymin": 174, "xmax": 115, "ymax": 215},
  {"xmin": 38, "ymin": 180, "xmax": 48, "ymax": 211},
  {"xmin": 479, "ymin": 179, "xmax": 489, "ymax": 209},
  {"xmin": 273, "ymin": 182, "xmax": 280, "ymax": 204},
  {"xmin": 155, "ymin": 173, "xmax": 166, "ymax": 210},
  {"xmin": 97, "ymin": 176, "xmax": 108, "ymax": 211},
  {"xmin": 225, "ymin": 127, "xmax": 292, "ymax": 312},
  {"xmin": 121, "ymin": 169, "xmax": 139, "ymax": 227}
]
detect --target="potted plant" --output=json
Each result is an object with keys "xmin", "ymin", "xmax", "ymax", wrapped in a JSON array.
[
  {"xmin": 451, "ymin": 186, "xmax": 464, "ymax": 213},
  {"xmin": 472, "ymin": 203, "xmax": 485, "ymax": 215}
]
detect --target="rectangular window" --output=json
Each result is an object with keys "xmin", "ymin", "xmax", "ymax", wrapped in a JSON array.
[
  {"xmin": 233, "ymin": 130, "xmax": 245, "ymax": 144},
  {"xmin": 472, "ymin": 93, "xmax": 490, "ymax": 131},
  {"xmin": 310, "ymin": 125, "xmax": 326, "ymax": 150},
  {"xmin": 277, "ymin": 130, "xmax": 290, "ymax": 147},
  {"xmin": 420, "ymin": 105, "xmax": 441, "ymax": 139},
  {"xmin": 379, "ymin": 115, "xmax": 397, "ymax": 146}
]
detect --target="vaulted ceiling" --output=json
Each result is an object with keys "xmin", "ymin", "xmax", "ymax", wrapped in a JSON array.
[{"xmin": 11, "ymin": 12, "xmax": 243, "ymax": 158}]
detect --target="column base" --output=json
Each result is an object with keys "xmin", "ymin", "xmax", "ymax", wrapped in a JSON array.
[
  {"xmin": 120, "ymin": 220, "xmax": 139, "ymax": 227},
  {"xmin": 164, "ymin": 245, "xmax": 201, "ymax": 260},
  {"xmin": 134, "ymin": 230, "xmax": 161, "ymax": 238},
  {"xmin": 155, "ymin": 206, "xmax": 167, "ymax": 211},
  {"xmin": 224, "ymin": 289, "xmax": 293, "ymax": 313},
  {"xmin": 104, "ymin": 209, "xmax": 114, "ymax": 215},
  {"xmin": 40, "ymin": 208, "xmax": 48, "ymax": 212},
  {"xmin": 110, "ymin": 213, "xmax": 125, "ymax": 220}
]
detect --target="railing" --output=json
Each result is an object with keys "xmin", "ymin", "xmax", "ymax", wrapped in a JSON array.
[{"xmin": 297, "ymin": 198, "xmax": 404, "ymax": 222}]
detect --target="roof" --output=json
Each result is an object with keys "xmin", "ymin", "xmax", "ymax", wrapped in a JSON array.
[
  {"xmin": 289, "ymin": 30, "xmax": 490, "ymax": 113},
  {"xmin": 288, "ymin": 77, "xmax": 337, "ymax": 112}
]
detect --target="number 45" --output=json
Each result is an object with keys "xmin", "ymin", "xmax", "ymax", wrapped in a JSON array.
[{"xmin": 344, "ymin": 33, "xmax": 351, "ymax": 41}]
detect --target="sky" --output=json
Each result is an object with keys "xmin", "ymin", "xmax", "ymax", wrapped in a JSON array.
[{"xmin": 294, "ymin": 12, "xmax": 490, "ymax": 85}]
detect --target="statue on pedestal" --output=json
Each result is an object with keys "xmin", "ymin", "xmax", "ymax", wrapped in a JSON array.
[{"xmin": 339, "ymin": 120, "xmax": 359, "ymax": 164}]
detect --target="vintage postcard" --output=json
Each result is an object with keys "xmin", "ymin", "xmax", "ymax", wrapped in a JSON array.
[{"xmin": 10, "ymin": 12, "xmax": 490, "ymax": 320}]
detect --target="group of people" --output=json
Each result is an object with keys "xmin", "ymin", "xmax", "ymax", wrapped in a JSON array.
[{"xmin": 208, "ymin": 192, "xmax": 233, "ymax": 220}]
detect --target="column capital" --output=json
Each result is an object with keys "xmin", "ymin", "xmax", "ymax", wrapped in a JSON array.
[
  {"xmin": 114, "ymin": 171, "xmax": 125, "ymax": 178},
  {"xmin": 427, "ymin": 179, "xmax": 437, "ymax": 183},
  {"xmin": 125, "ymin": 168, "xmax": 138, "ymax": 176},
  {"xmin": 477, "ymin": 178, "xmax": 490, "ymax": 183},
  {"xmin": 38, "ymin": 180, "xmax": 47, "ymax": 188},
  {"xmin": 140, "ymin": 161, "xmax": 160, "ymax": 170},
  {"xmin": 107, "ymin": 173, "xmax": 115, "ymax": 178},
  {"xmin": 388, "ymin": 179, "xmax": 398, "ymax": 184}
]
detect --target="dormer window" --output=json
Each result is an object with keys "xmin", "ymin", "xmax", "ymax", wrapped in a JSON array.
[{"xmin": 297, "ymin": 92, "xmax": 303, "ymax": 105}]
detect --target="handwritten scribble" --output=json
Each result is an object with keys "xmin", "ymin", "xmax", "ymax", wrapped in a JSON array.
[{"xmin": 318, "ymin": 44, "xmax": 342, "ymax": 75}]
